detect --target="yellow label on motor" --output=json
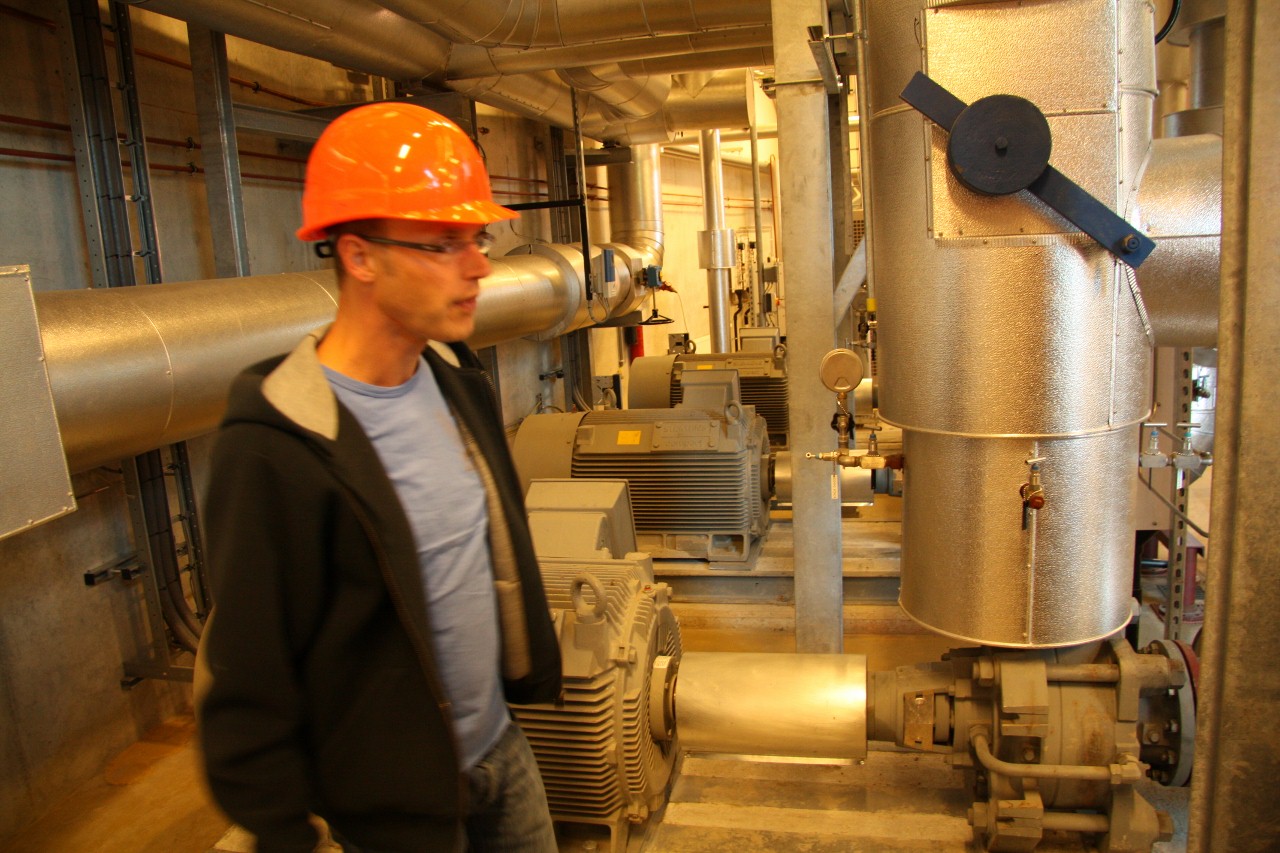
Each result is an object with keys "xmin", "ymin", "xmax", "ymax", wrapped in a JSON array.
[
  {"xmin": 617, "ymin": 430, "xmax": 643, "ymax": 446},
  {"xmin": 696, "ymin": 364, "xmax": 715, "ymax": 369}
]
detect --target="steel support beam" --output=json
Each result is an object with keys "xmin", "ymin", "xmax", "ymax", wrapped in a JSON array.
[
  {"xmin": 1187, "ymin": 2, "xmax": 1280, "ymax": 850},
  {"xmin": 188, "ymin": 24, "xmax": 251, "ymax": 277},
  {"xmin": 772, "ymin": 0, "xmax": 841, "ymax": 652}
]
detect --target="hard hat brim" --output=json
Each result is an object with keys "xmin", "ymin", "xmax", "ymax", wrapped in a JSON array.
[{"xmin": 296, "ymin": 198, "xmax": 520, "ymax": 242}]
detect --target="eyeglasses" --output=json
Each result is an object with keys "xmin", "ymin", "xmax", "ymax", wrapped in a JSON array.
[{"xmin": 353, "ymin": 231, "xmax": 496, "ymax": 257}]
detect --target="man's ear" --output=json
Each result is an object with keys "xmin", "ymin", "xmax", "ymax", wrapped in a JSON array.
[{"xmin": 334, "ymin": 233, "xmax": 378, "ymax": 284}]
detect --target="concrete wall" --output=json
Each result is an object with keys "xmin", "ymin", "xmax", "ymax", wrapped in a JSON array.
[{"xmin": 0, "ymin": 0, "xmax": 775, "ymax": 842}]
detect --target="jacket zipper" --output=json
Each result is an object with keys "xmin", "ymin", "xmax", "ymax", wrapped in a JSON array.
[{"xmin": 339, "ymin": 486, "xmax": 471, "ymax": 815}]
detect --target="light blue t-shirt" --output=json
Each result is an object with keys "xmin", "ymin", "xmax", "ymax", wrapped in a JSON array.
[{"xmin": 325, "ymin": 359, "xmax": 509, "ymax": 769}]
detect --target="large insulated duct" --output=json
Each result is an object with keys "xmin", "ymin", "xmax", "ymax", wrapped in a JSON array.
[
  {"xmin": 1136, "ymin": 134, "xmax": 1222, "ymax": 346},
  {"xmin": 35, "ymin": 273, "xmax": 339, "ymax": 473},
  {"xmin": 1136, "ymin": 0, "xmax": 1224, "ymax": 347},
  {"xmin": 557, "ymin": 65, "xmax": 671, "ymax": 121},
  {"xmin": 446, "ymin": 27, "xmax": 772, "ymax": 79},
  {"xmin": 1163, "ymin": 0, "xmax": 1225, "ymax": 137},
  {"xmin": 867, "ymin": 0, "xmax": 1157, "ymax": 647},
  {"xmin": 583, "ymin": 70, "xmax": 755, "ymax": 144},
  {"xmin": 30, "ymin": 150, "xmax": 664, "ymax": 475},
  {"xmin": 375, "ymin": 0, "xmax": 771, "ymax": 49},
  {"xmin": 120, "ymin": 0, "xmax": 451, "ymax": 82}
]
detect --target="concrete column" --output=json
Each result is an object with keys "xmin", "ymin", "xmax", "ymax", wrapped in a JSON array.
[
  {"xmin": 1187, "ymin": 2, "xmax": 1280, "ymax": 850},
  {"xmin": 771, "ymin": 0, "xmax": 841, "ymax": 652}
]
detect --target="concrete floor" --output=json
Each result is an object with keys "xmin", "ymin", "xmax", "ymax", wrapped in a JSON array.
[{"xmin": 1, "ymin": 621, "xmax": 1190, "ymax": 853}]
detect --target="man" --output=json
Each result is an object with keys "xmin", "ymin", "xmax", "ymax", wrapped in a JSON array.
[{"xmin": 197, "ymin": 103, "xmax": 562, "ymax": 853}]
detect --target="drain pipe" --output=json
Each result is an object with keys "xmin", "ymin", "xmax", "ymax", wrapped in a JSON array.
[{"xmin": 699, "ymin": 129, "xmax": 734, "ymax": 352}]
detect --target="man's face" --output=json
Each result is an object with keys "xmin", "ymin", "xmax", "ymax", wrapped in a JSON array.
[{"xmin": 361, "ymin": 219, "xmax": 493, "ymax": 344}]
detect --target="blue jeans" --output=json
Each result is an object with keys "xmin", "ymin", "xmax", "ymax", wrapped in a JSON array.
[{"xmin": 465, "ymin": 723, "xmax": 557, "ymax": 853}]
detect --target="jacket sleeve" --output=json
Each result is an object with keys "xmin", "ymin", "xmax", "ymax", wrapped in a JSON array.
[{"xmin": 197, "ymin": 426, "xmax": 330, "ymax": 852}]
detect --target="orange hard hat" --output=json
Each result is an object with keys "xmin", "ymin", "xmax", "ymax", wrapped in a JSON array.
[{"xmin": 296, "ymin": 102, "xmax": 517, "ymax": 241}]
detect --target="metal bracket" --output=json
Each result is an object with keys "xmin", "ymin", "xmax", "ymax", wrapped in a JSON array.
[{"xmin": 899, "ymin": 71, "xmax": 1156, "ymax": 269}]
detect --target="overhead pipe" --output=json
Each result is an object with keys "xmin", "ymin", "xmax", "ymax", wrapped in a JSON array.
[
  {"xmin": 447, "ymin": 70, "xmax": 581, "ymax": 129},
  {"xmin": 120, "ymin": 0, "xmax": 451, "ymax": 82},
  {"xmin": 619, "ymin": 47, "xmax": 774, "ymax": 76},
  {"xmin": 33, "ymin": 148, "xmax": 664, "ymax": 474},
  {"xmin": 446, "ymin": 26, "xmax": 772, "ymax": 79},
  {"xmin": 583, "ymin": 69, "xmax": 755, "ymax": 143},
  {"xmin": 375, "ymin": 0, "xmax": 771, "ymax": 49},
  {"xmin": 124, "ymin": 0, "xmax": 760, "ymax": 139},
  {"xmin": 557, "ymin": 65, "xmax": 670, "ymax": 121}
]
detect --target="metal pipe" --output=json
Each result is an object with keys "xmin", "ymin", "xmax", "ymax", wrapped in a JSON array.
[
  {"xmin": 1042, "ymin": 813, "xmax": 1111, "ymax": 834},
  {"xmin": 375, "ymin": 0, "xmax": 772, "ymax": 49},
  {"xmin": 584, "ymin": 69, "xmax": 754, "ymax": 143},
  {"xmin": 699, "ymin": 129, "xmax": 733, "ymax": 352},
  {"xmin": 748, "ymin": 120, "xmax": 765, "ymax": 325},
  {"xmin": 120, "ymin": 0, "xmax": 450, "ymax": 82},
  {"xmin": 675, "ymin": 652, "xmax": 868, "ymax": 760},
  {"xmin": 606, "ymin": 143, "xmax": 665, "ymax": 272},
  {"xmin": 1163, "ymin": 0, "xmax": 1226, "ymax": 136},
  {"xmin": 557, "ymin": 65, "xmax": 669, "ymax": 120},
  {"xmin": 33, "ymin": 146, "xmax": 665, "ymax": 473},
  {"xmin": 1044, "ymin": 664, "xmax": 1121, "ymax": 683},
  {"xmin": 619, "ymin": 47, "xmax": 774, "ymax": 77},
  {"xmin": 447, "ymin": 70, "xmax": 579, "ymax": 129},
  {"xmin": 446, "ymin": 26, "xmax": 772, "ymax": 79},
  {"xmin": 36, "ymin": 272, "xmax": 339, "ymax": 473},
  {"xmin": 1136, "ymin": 134, "xmax": 1222, "ymax": 347},
  {"xmin": 971, "ymin": 730, "xmax": 1114, "ymax": 783}
]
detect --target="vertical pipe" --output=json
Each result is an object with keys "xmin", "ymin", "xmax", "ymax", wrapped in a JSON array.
[
  {"xmin": 1188, "ymin": 1, "xmax": 1280, "ymax": 850},
  {"xmin": 771, "ymin": 0, "xmax": 841, "ymax": 653},
  {"xmin": 749, "ymin": 121, "xmax": 765, "ymax": 326},
  {"xmin": 851, "ymin": 0, "xmax": 875, "ymax": 302},
  {"xmin": 699, "ymin": 129, "xmax": 733, "ymax": 352}
]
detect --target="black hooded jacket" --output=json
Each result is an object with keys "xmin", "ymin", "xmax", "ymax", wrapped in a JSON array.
[{"xmin": 196, "ymin": 330, "xmax": 561, "ymax": 852}]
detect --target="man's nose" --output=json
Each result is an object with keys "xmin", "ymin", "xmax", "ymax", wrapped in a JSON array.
[{"xmin": 462, "ymin": 244, "xmax": 493, "ymax": 278}]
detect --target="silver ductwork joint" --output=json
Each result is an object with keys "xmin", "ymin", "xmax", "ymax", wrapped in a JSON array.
[
  {"xmin": 557, "ymin": 65, "xmax": 671, "ymax": 121},
  {"xmin": 1136, "ymin": 133, "xmax": 1222, "ymax": 347},
  {"xmin": 584, "ymin": 69, "xmax": 755, "ymax": 143}
]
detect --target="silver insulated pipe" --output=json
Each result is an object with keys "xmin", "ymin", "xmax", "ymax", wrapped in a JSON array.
[
  {"xmin": 33, "ymin": 151, "xmax": 664, "ymax": 474},
  {"xmin": 865, "ymin": 0, "xmax": 1158, "ymax": 647}
]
